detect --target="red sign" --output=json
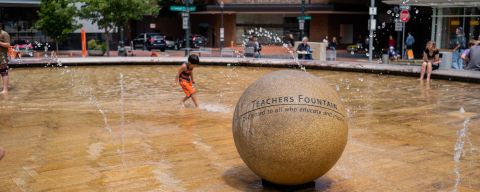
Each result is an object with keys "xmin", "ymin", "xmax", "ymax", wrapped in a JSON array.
[{"xmin": 400, "ymin": 9, "xmax": 410, "ymax": 23}]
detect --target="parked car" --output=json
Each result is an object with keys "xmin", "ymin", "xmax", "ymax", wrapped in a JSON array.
[
  {"xmin": 132, "ymin": 33, "xmax": 166, "ymax": 51},
  {"xmin": 190, "ymin": 34, "xmax": 207, "ymax": 48},
  {"xmin": 165, "ymin": 36, "xmax": 181, "ymax": 50},
  {"xmin": 178, "ymin": 34, "xmax": 207, "ymax": 48},
  {"xmin": 147, "ymin": 35, "xmax": 167, "ymax": 51},
  {"xmin": 12, "ymin": 40, "xmax": 34, "ymax": 57}
]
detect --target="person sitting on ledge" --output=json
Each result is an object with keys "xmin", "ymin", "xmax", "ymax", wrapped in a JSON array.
[
  {"xmin": 388, "ymin": 46, "xmax": 400, "ymax": 61},
  {"xmin": 419, "ymin": 41, "xmax": 440, "ymax": 81},
  {"xmin": 296, "ymin": 36, "xmax": 312, "ymax": 60}
]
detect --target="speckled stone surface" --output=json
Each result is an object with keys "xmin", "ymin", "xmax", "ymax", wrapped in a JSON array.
[{"xmin": 232, "ymin": 70, "xmax": 348, "ymax": 185}]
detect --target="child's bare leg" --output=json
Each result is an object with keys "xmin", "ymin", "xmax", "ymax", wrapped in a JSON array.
[
  {"xmin": 191, "ymin": 93, "xmax": 199, "ymax": 108},
  {"xmin": 181, "ymin": 96, "xmax": 189, "ymax": 107},
  {"xmin": 1, "ymin": 75, "xmax": 8, "ymax": 94},
  {"xmin": 0, "ymin": 147, "xmax": 5, "ymax": 160}
]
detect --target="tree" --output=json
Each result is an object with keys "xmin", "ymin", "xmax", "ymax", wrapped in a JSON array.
[
  {"xmin": 79, "ymin": 0, "xmax": 159, "ymax": 56},
  {"xmin": 36, "ymin": 0, "xmax": 81, "ymax": 52}
]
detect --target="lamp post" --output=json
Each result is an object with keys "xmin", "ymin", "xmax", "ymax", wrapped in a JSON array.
[
  {"xmin": 220, "ymin": 1, "xmax": 224, "ymax": 56},
  {"xmin": 300, "ymin": 0, "xmax": 305, "ymax": 40},
  {"xmin": 368, "ymin": 0, "xmax": 375, "ymax": 63},
  {"xmin": 184, "ymin": 0, "xmax": 191, "ymax": 56}
]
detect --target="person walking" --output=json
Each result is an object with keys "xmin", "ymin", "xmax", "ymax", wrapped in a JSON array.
[
  {"xmin": 0, "ymin": 23, "xmax": 10, "ymax": 94},
  {"xmin": 175, "ymin": 54, "xmax": 200, "ymax": 108},
  {"xmin": 452, "ymin": 27, "xmax": 466, "ymax": 69},
  {"xmin": 405, "ymin": 32, "xmax": 415, "ymax": 59}
]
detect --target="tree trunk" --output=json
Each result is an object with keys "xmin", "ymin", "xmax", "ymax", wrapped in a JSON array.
[
  {"xmin": 105, "ymin": 28, "xmax": 110, "ymax": 56},
  {"xmin": 55, "ymin": 38, "xmax": 59, "ymax": 53}
]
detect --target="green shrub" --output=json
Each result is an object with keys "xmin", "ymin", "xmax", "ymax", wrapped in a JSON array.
[{"xmin": 87, "ymin": 39, "xmax": 106, "ymax": 52}]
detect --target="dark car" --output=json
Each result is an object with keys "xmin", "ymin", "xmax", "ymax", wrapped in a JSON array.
[
  {"xmin": 190, "ymin": 34, "xmax": 207, "ymax": 48},
  {"xmin": 178, "ymin": 34, "xmax": 207, "ymax": 49},
  {"xmin": 147, "ymin": 35, "xmax": 167, "ymax": 51},
  {"xmin": 132, "ymin": 33, "xmax": 166, "ymax": 51},
  {"xmin": 12, "ymin": 40, "xmax": 34, "ymax": 57}
]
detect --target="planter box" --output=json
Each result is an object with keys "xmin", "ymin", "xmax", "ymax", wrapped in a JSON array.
[{"xmin": 88, "ymin": 50, "xmax": 105, "ymax": 56}]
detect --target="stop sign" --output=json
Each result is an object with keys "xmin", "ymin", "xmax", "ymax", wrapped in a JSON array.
[{"xmin": 400, "ymin": 9, "xmax": 410, "ymax": 23}]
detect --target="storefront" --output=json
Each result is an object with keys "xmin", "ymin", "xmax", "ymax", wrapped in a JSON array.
[
  {"xmin": 382, "ymin": 0, "xmax": 480, "ymax": 49},
  {"xmin": 431, "ymin": 7, "xmax": 480, "ymax": 49}
]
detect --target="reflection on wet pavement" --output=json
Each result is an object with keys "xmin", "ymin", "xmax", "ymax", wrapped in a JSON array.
[{"xmin": 0, "ymin": 65, "xmax": 479, "ymax": 191}]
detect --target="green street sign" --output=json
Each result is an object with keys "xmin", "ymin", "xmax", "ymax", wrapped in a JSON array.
[
  {"xmin": 297, "ymin": 16, "xmax": 311, "ymax": 20},
  {"xmin": 170, "ymin": 5, "xmax": 197, "ymax": 12}
]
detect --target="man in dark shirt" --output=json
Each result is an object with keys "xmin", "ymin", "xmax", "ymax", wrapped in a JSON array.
[
  {"xmin": 296, "ymin": 37, "xmax": 312, "ymax": 60},
  {"xmin": 465, "ymin": 45, "xmax": 480, "ymax": 71}
]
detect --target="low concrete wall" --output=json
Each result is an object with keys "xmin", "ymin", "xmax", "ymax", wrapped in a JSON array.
[{"xmin": 8, "ymin": 56, "xmax": 480, "ymax": 83}]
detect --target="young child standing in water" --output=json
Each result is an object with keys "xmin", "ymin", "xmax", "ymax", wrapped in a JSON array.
[{"xmin": 175, "ymin": 54, "xmax": 199, "ymax": 108}]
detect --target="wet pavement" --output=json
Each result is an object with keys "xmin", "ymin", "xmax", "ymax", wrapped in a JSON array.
[{"xmin": 0, "ymin": 66, "xmax": 479, "ymax": 191}]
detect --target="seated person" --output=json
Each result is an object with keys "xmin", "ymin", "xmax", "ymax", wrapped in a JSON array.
[
  {"xmin": 244, "ymin": 36, "xmax": 259, "ymax": 58},
  {"xmin": 388, "ymin": 46, "xmax": 400, "ymax": 61},
  {"xmin": 419, "ymin": 41, "xmax": 440, "ymax": 81},
  {"xmin": 296, "ymin": 36, "xmax": 312, "ymax": 60}
]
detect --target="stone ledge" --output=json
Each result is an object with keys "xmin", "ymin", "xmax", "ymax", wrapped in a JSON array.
[{"xmin": 7, "ymin": 57, "xmax": 480, "ymax": 83}]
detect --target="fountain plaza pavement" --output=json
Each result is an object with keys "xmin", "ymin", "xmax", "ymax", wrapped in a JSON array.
[{"xmin": 1, "ymin": 47, "xmax": 480, "ymax": 191}]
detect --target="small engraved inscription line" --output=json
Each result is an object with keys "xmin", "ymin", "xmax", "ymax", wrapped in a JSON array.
[{"xmin": 240, "ymin": 103, "xmax": 345, "ymax": 118}]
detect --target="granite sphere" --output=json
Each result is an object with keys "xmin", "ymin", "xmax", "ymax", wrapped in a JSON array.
[{"xmin": 232, "ymin": 70, "xmax": 348, "ymax": 185}]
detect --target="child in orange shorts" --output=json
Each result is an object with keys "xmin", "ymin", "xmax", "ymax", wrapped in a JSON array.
[{"xmin": 175, "ymin": 54, "xmax": 199, "ymax": 108}]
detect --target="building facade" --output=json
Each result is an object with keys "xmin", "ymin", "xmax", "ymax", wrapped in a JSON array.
[
  {"xmin": 0, "ymin": 0, "xmax": 107, "ymax": 50},
  {"xmin": 382, "ymin": 0, "xmax": 480, "ymax": 50},
  {"xmin": 140, "ymin": 0, "xmax": 370, "ymax": 48}
]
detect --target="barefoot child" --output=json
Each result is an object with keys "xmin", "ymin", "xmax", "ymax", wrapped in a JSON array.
[
  {"xmin": 0, "ymin": 23, "xmax": 10, "ymax": 94},
  {"xmin": 175, "ymin": 54, "xmax": 199, "ymax": 108}
]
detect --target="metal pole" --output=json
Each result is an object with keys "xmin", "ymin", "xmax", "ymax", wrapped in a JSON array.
[
  {"xmin": 300, "ymin": 0, "xmax": 305, "ymax": 40},
  {"xmin": 185, "ymin": 1, "xmax": 191, "ymax": 56},
  {"xmin": 220, "ymin": 1, "xmax": 224, "ymax": 56},
  {"xmin": 368, "ymin": 0, "xmax": 374, "ymax": 62},
  {"xmin": 401, "ymin": 23, "xmax": 405, "ymax": 59}
]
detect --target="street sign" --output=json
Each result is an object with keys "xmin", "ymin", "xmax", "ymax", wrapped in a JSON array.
[
  {"xmin": 299, "ymin": 19, "xmax": 305, "ymax": 30},
  {"xmin": 369, "ymin": 7, "xmax": 377, "ymax": 15},
  {"xmin": 297, "ymin": 16, "xmax": 311, "ymax": 20},
  {"xmin": 220, "ymin": 28, "xmax": 224, "ymax": 41},
  {"xmin": 183, "ymin": 17, "xmax": 189, "ymax": 29},
  {"xmin": 395, "ymin": 22, "xmax": 402, "ymax": 31},
  {"xmin": 150, "ymin": 23, "xmax": 156, "ymax": 29},
  {"xmin": 369, "ymin": 19, "xmax": 376, "ymax": 31},
  {"xmin": 170, "ymin": 5, "xmax": 196, "ymax": 12},
  {"xmin": 400, "ymin": 9, "xmax": 410, "ymax": 22},
  {"xmin": 399, "ymin": 5, "xmax": 410, "ymax": 10}
]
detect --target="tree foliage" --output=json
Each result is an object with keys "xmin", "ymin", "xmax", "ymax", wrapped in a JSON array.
[
  {"xmin": 79, "ymin": 0, "xmax": 159, "ymax": 55},
  {"xmin": 36, "ymin": 0, "xmax": 81, "ymax": 51}
]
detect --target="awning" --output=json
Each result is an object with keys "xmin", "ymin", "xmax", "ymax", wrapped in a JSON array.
[
  {"xmin": 0, "ymin": 0, "xmax": 40, "ymax": 7},
  {"xmin": 196, "ymin": 4, "xmax": 366, "ymax": 14},
  {"xmin": 382, "ymin": 0, "xmax": 480, "ymax": 8}
]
